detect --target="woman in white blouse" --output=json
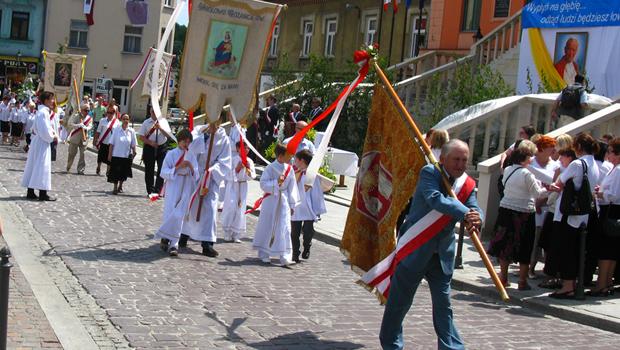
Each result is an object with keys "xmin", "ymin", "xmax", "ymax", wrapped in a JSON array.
[
  {"xmin": 488, "ymin": 147, "xmax": 548, "ymax": 290},
  {"xmin": 548, "ymin": 133, "xmax": 600, "ymax": 299},
  {"xmin": 107, "ymin": 114, "xmax": 137, "ymax": 195},
  {"xmin": 591, "ymin": 138, "xmax": 620, "ymax": 296}
]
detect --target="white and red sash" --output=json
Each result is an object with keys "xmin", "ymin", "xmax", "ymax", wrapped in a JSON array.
[
  {"xmin": 69, "ymin": 115, "xmax": 92, "ymax": 138},
  {"xmin": 245, "ymin": 164, "xmax": 292, "ymax": 214},
  {"xmin": 149, "ymin": 150, "xmax": 186, "ymax": 202},
  {"xmin": 97, "ymin": 117, "xmax": 117, "ymax": 147},
  {"xmin": 361, "ymin": 173, "xmax": 476, "ymax": 300}
]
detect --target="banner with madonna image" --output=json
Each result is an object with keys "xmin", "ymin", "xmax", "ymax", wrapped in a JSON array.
[
  {"xmin": 177, "ymin": 0, "xmax": 282, "ymax": 123},
  {"xmin": 42, "ymin": 51, "xmax": 86, "ymax": 106}
]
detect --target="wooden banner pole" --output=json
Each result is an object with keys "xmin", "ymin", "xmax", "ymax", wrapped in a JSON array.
[{"xmin": 372, "ymin": 59, "xmax": 509, "ymax": 302}]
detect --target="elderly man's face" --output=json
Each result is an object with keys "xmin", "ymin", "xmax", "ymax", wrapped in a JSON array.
[
  {"xmin": 440, "ymin": 145, "xmax": 469, "ymax": 179},
  {"xmin": 564, "ymin": 39, "xmax": 578, "ymax": 62}
]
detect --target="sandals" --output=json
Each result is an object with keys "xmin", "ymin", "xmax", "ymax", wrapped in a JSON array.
[
  {"xmin": 548, "ymin": 290, "xmax": 575, "ymax": 299},
  {"xmin": 538, "ymin": 279, "xmax": 562, "ymax": 289}
]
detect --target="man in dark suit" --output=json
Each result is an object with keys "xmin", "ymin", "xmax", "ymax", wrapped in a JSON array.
[
  {"xmin": 380, "ymin": 139, "xmax": 482, "ymax": 350},
  {"xmin": 308, "ymin": 97, "xmax": 327, "ymax": 131}
]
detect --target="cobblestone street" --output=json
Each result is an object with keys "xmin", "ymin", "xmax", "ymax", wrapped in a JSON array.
[{"xmin": 1, "ymin": 143, "xmax": 619, "ymax": 349}]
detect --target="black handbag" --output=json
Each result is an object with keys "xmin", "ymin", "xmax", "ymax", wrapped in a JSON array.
[
  {"xmin": 602, "ymin": 205, "xmax": 620, "ymax": 238},
  {"xmin": 559, "ymin": 160, "xmax": 596, "ymax": 216}
]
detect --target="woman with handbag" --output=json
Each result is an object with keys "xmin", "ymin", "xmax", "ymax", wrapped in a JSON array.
[
  {"xmin": 107, "ymin": 114, "xmax": 137, "ymax": 195},
  {"xmin": 488, "ymin": 147, "xmax": 548, "ymax": 290},
  {"xmin": 548, "ymin": 133, "xmax": 600, "ymax": 299},
  {"xmin": 591, "ymin": 138, "xmax": 620, "ymax": 296}
]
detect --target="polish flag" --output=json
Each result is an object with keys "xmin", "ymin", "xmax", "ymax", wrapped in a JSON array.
[
  {"xmin": 84, "ymin": 0, "xmax": 95, "ymax": 26},
  {"xmin": 383, "ymin": 0, "xmax": 400, "ymax": 12}
]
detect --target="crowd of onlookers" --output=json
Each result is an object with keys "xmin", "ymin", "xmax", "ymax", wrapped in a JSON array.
[{"xmin": 488, "ymin": 125, "xmax": 619, "ymax": 298}]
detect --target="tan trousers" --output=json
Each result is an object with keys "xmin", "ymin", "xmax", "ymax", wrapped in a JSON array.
[{"xmin": 67, "ymin": 142, "xmax": 86, "ymax": 173}]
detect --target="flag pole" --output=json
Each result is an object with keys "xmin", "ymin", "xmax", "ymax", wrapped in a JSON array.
[{"xmin": 371, "ymin": 59, "xmax": 509, "ymax": 302}]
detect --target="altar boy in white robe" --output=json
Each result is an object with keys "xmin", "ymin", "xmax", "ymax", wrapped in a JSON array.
[
  {"xmin": 21, "ymin": 91, "xmax": 58, "ymax": 201},
  {"xmin": 291, "ymin": 149, "xmax": 326, "ymax": 263},
  {"xmin": 183, "ymin": 121, "xmax": 231, "ymax": 257},
  {"xmin": 252, "ymin": 144, "xmax": 300, "ymax": 266},
  {"xmin": 221, "ymin": 141, "xmax": 256, "ymax": 242},
  {"xmin": 155, "ymin": 129, "xmax": 199, "ymax": 257}
]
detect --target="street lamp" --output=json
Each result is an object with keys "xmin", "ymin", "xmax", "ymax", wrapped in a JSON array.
[{"xmin": 414, "ymin": 0, "xmax": 426, "ymax": 58}]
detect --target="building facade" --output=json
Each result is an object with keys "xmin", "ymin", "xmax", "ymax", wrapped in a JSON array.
[
  {"xmin": 0, "ymin": 0, "xmax": 46, "ymax": 89},
  {"xmin": 266, "ymin": 0, "xmax": 430, "ymax": 75},
  {"xmin": 425, "ymin": 0, "xmax": 527, "ymax": 53},
  {"xmin": 44, "ymin": 0, "xmax": 176, "ymax": 118}
]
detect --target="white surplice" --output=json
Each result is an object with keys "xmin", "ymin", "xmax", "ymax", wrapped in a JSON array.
[
  {"xmin": 221, "ymin": 155, "xmax": 256, "ymax": 240},
  {"xmin": 155, "ymin": 147, "xmax": 199, "ymax": 245},
  {"xmin": 185, "ymin": 126, "xmax": 232, "ymax": 243},
  {"xmin": 291, "ymin": 172, "xmax": 327, "ymax": 222},
  {"xmin": 21, "ymin": 105, "xmax": 56, "ymax": 191},
  {"xmin": 252, "ymin": 160, "xmax": 301, "ymax": 259}
]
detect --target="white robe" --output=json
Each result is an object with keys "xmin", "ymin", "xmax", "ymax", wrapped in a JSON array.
[
  {"xmin": 252, "ymin": 160, "xmax": 301, "ymax": 259},
  {"xmin": 291, "ymin": 172, "xmax": 327, "ymax": 222},
  {"xmin": 21, "ymin": 105, "xmax": 55, "ymax": 191},
  {"xmin": 221, "ymin": 155, "xmax": 256, "ymax": 239},
  {"xmin": 155, "ymin": 148, "xmax": 199, "ymax": 244},
  {"xmin": 185, "ymin": 126, "xmax": 232, "ymax": 243}
]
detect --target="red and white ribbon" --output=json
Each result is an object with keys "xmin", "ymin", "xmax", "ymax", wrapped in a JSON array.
[
  {"xmin": 129, "ymin": 47, "xmax": 153, "ymax": 90},
  {"xmin": 361, "ymin": 174, "xmax": 476, "ymax": 299},
  {"xmin": 69, "ymin": 115, "xmax": 92, "ymax": 138}
]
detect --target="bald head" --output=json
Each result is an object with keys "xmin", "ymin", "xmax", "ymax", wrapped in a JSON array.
[
  {"xmin": 564, "ymin": 38, "xmax": 578, "ymax": 62},
  {"xmin": 296, "ymin": 120, "xmax": 308, "ymax": 132},
  {"xmin": 440, "ymin": 139, "xmax": 469, "ymax": 179}
]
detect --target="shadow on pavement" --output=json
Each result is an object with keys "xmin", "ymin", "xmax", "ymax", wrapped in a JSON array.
[
  {"xmin": 204, "ymin": 311, "xmax": 364, "ymax": 349},
  {"xmin": 0, "ymin": 196, "xmax": 34, "ymax": 202},
  {"xmin": 56, "ymin": 246, "xmax": 167, "ymax": 264},
  {"xmin": 218, "ymin": 257, "xmax": 273, "ymax": 267},
  {"xmin": 247, "ymin": 331, "xmax": 364, "ymax": 349}
]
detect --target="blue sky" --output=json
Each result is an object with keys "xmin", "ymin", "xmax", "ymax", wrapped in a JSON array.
[{"xmin": 177, "ymin": 5, "xmax": 189, "ymax": 25}]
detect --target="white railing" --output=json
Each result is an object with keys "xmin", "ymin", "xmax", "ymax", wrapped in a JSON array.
[
  {"xmin": 434, "ymin": 94, "xmax": 612, "ymax": 170},
  {"xmin": 471, "ymin": 9, "xmax": 522, "ymax": 66},
  {"xmin": 387, "ymin": 51, "xmax": 463, "ymax": 82},
  {"xmin": 394, "ymin": 9, "xmax": 523, "ymax": 115},
  {"xmin": 476, "ymin": 103, "xmax": 620, "ymax": 237}
]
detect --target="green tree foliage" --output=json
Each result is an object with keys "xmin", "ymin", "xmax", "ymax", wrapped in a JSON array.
[
  {"xmin": 173, "ymin": 24, "xmax": 187, "ymax": 56},
  {"xmin": 421, "ymin": 62, "xmax": 515, "ymax": 129},
  {"xmin": 269, "ymin": 54, "xmax": 391, "ymax": 155}
]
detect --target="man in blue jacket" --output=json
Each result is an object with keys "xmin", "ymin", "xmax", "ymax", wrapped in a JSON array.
[{"xmin": 380, "ymin": 139, "xmax": 482, "ymax": 350}]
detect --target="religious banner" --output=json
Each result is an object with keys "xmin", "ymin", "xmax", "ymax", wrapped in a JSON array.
[
  {"xmin": 178, "ymin": 0, "xmax": 282, "ymax": 123},
  {"xmin": 341, "ymin": 84, "xmax": 426, "ymax": 275},
  {"xmin": 130, "ymin": 48, "xmax": 174, "ymax": 99},
  {"xmin": 42, "ymin": 51, "xmax": 86, "ymax": 106},
  {"xmin": 517, "ymin": 0, "xmax": 620, "ymax": 97}
]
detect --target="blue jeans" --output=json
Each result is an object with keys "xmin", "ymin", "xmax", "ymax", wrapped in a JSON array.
[{"xmin": 379, "ymin": 254, "xmax": 464, "ymax": 350}]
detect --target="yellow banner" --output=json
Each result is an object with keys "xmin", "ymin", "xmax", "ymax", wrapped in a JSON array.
[
  {"xmin": 341, "ymin": 84, "xmax": 426, "ymax": 274},
  {"xmin": 529, "ymin": 28, "xmax": 566, "ymax": 91}
]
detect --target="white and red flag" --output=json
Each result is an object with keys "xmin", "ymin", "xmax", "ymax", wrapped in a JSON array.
[
  {"xmin": 84, "ymin": 0, "xmax": 95, "ymax": 26},
  {"xmin": 383, "ymin": 0, "xmax": 400, "ymax": 12}
]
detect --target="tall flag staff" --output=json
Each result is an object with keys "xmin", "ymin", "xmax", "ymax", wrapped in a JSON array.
[{"xmin": 349, "ymin": 56, "xmax": 509, "ymax": 302}]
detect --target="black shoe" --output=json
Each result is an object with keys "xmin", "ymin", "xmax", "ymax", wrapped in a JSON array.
[
  {"xmin": 202, "ymin": 245, "xmax": 219, "ymax": 258},
  {"xmin": 302, "ymin": 249, "xmax": 310, "ymax": 260},
  {"xmin": 168, "ymin": 247, "xmax": 179, "ymax": 257},
  {"xmin": 293, "ymin": 255, "xmax": 300, "ymax": 263},
  {"xmin": 39, "ymin": 195, "xmax": 57, "ymax": 202},
  {"xmin": 160, "ymin": 239, "xmax": 170, "ymax": 252},
  {"xmin": 179, "ymin": 234, "xmax": 189, "ymax": 248},
  {"xmin": 26, "ymin": 189, "xmax": 37, "ymax": 200}
]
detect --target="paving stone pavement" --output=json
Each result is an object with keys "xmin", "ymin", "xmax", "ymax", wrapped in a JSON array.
[
  {"xmin": 1, "ymin": 142, "xmax": 620, "ymax": 349},
  {"xmin": 0, "ymin": 237, "xmax": 62, "ymax": 350}
]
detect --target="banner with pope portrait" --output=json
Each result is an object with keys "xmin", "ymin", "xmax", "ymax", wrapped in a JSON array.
[
  {"xmin": 178, "ymin": 0, "xmax": 281, "ymax": 123},
  {"xmin": 42, "ymin": 51, "xmax": 86, "ymax": 106},
  {"xmin": 516, "ymin": 0, "xmax": 620, "ymax": 98}
]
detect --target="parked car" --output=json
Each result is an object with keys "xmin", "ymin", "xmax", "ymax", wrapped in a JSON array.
[{"xmin": 168, "ymin": 108, "xmax": 187, "ymax": 127}]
